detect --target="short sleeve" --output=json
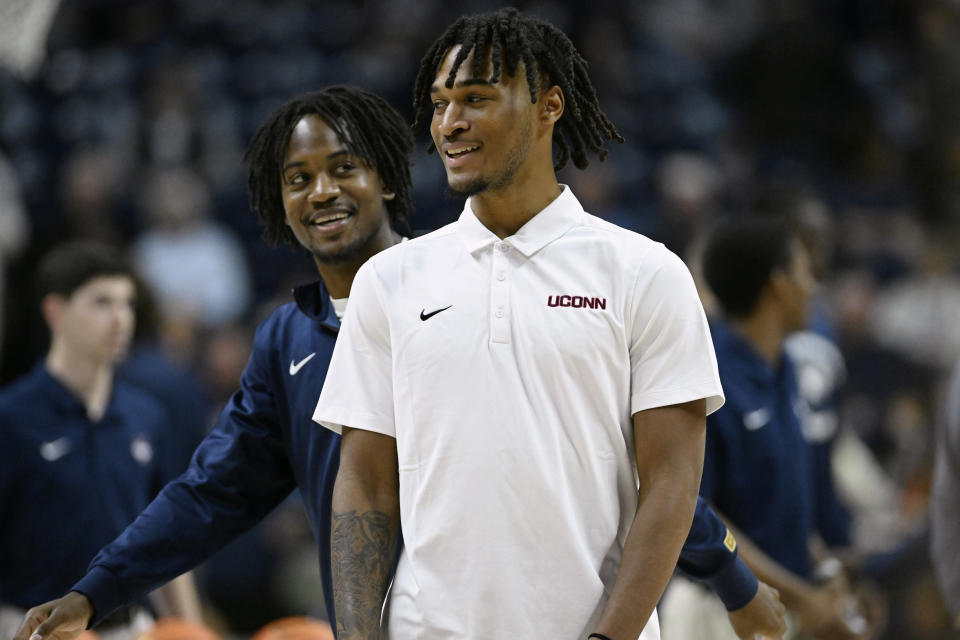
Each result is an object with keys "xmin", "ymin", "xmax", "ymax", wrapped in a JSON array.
[
  {"xmin": 313, "ymin": 260, "xmax": 396, "ymax": 437},
  {"xmin": 628, "ymin": 248, "xmax": 724, "ymax": 416}
]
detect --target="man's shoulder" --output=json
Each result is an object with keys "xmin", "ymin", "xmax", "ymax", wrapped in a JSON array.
[
  {"xmin": 257, "ymin": 299, "xmax": 308, "ymax": 333},
  {"xmin": 253, "ymin": 297, "xmax": 333, "ymax": 346},
  {"xmin": 112, "ymin": 378, "xmax": 169, "ymax": 419},
  {"xmin": 574, "ymin": 213, "xmax": 673, "ymax": 264},
  {"xmin": 367, "ymin": 224, "xmax": 460, "ymax": 272},
  {"xmin": 0, "ymin": 368, "xmax": 48, "ymax": 415}
]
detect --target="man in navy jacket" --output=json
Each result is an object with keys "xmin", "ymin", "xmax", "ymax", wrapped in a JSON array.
[
  {"xmin": 696, "ymin": 217, "xmax": 868, "ymax": 639},
  {"xmin": 16, "ymin": 87, "xmax": 782, "ymax": 640}
]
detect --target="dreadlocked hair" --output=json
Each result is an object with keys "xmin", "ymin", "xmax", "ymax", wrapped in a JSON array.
[
  {"xmin": 244, "ymin": 86, "xmax": 414, "ymax": 248},
  {"xmin": 412, "ymin": 7, "xmax": 624, "ymax": 171}
]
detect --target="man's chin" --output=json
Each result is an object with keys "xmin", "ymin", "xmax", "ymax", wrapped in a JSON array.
[
  {"xmin": 311, "ymin": 232, "xmax": 379, "ymax": 265},
  {"xmin": 445, "ymin": 179, "xmax": 490, "ymax": 198}
]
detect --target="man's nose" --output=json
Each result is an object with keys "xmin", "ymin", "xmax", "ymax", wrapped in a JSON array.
[
  {"xmin": 309, "ymin": 174, "xmax": 341, "ymax": 204},
  {"xmin": 439, "ymin": 103, "xmax": 468, "ymax": 138}
]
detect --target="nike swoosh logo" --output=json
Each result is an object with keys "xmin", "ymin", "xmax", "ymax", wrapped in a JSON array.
[
  {"xmin": 420, "ymin": 305, "xmax": 452, "ymax": 321},
  {"xmin": 40, "ymin": 437, "xmax": 71, "ymax": 462},
  {"xmin": 289, "ymin": 352, "xmax": 317, "ymax": 376},
  {"xmin": 743, "ymin": 408, "xmax": 771, "ymax": 431}
]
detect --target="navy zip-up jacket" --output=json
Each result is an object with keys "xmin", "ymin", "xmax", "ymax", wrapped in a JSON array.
[{"xmin": 71, "ymin": 279, "xmax": 757, "ymax": 630}]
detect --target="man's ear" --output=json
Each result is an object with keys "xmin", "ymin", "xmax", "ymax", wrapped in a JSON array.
[
  {"xmin": 540, "ymin": 85, "xmax": 564, "ymax": 126},
  {"xmin": 767, "ymin": 270, "xmax": 791, "ymax": 304},
  {"xmin": 41, "ymin": 293, "xmax": 65, "ymax": 332}
]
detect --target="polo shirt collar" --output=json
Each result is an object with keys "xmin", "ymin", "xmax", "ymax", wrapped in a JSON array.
[
  {"xmin": 33, "ymin": 362, "xmax": 118, "ymax": 423},
  {"xmin": 456, "ymin": 184, "xmax": 584, "ymax": 257}
]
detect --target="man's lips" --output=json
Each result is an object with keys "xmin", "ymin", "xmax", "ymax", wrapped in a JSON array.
[
  {"xmin": 305, "ymin": 208, "xmax": 354, "ymax": 234},
  {"xmin": 442, "ymin": 142, "xmax": 480, "ymax": 168}
]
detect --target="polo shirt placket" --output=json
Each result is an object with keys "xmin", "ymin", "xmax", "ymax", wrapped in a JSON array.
[{"xmin": 490, "ymin": 240, "xmax": 512, "ymax": 344}]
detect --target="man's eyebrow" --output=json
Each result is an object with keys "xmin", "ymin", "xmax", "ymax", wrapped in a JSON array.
[
  {"xmin": 430, "ymin": 78, "xmax": 496, "ymax": 93},
  {"xmin": 282, "ymin": 150, "xmax": 349, "ymax": 172}
]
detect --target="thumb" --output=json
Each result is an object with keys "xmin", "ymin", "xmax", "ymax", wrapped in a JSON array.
[
  {"xmin": 12, "ymin": 607, "xmax": 50, "ymax": 640},
  {"xmin": 30, "ymin": 617, "xmax": 58, "ymax": 640},
  {"xmin": 31, "ymin": 610, "xmax": 82, "ymax": 640}
]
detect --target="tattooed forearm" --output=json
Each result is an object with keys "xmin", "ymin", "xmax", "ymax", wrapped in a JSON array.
[{"xmin": 332, "ymin": 509, "xmax": 398, "ymax": 639}]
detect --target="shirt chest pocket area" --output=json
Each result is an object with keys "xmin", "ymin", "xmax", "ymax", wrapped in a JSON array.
[
  {"xmin": 517, "ymin": 297, "xmax": 624, "ymax": 372},
  {"xmin": 729, "ymin": 415, "xmax": 789, "ymax": 496},
  {"xmin": 396, "ymin": 295, "xmax": 487, "ymax": 374}
]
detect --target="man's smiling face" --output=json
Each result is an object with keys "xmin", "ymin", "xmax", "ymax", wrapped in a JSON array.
[{"xmin": 280, "ymin": 114, "xmax": 395, "ymax": 264}]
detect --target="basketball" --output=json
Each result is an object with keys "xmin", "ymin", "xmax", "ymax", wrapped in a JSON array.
[
  {"xmin": 136, "ymin": 618, "xmax": 221, "ymax": 640},
  {"xmin": 251, "ymin": 616, "xmax": 334, "ymax": 640}
]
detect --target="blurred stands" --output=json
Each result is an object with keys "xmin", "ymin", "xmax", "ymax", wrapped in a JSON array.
[{"xmin": 2, "ymin": 0, "xmax": 960, "ymax": 637}]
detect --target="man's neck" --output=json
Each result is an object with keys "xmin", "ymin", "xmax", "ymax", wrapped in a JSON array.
[
  {"xmin": 314, "ymin": 228, "xmax": 403, "ymax": 299},
  {"xmin": 45, "ymin": 346, "xmax": 114, "ymax": 421},
  {"xmin": 470, "ymin": 175, "xmax": 563, "ymax": 240},
  {"xmin": 730, "ymin": 306, "xmax": 787, "ymax": 368}
]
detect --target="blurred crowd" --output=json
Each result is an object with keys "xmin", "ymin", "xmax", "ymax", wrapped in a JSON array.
[{"xmin": 2, "ymin": 0, "xmax": 960, "ymax": 637}]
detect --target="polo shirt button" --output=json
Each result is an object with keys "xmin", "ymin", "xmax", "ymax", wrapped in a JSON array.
[
  {"xmin": 497, "ymin": 272, "xmax": 506, "ymax": 281},
  {"xmin": 495, "ymin": 310, "xmax": 504, "ymax": 318}
]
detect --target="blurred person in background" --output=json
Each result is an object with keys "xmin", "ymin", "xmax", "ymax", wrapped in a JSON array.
[
  {"xmin": 57, "ymin": 146, "xmax": 129, "ymax": 245},
  {"xmin": 0, "ymin": 151, "xmax": 30, "ymax": 366},
  {"xmin": 131, "ymin": 165, "xmax": 252, "ymax": 329},
  {"xmin": 0, "ymin": 241, "xmax": 200, "ymax": 640},
  {"xmin": 662, "ymin": 217, "xmax": 875, "ymax": 640},
  {"xmin": 932, "ymin": 356, "xmax": 960, "ymax": 635}
]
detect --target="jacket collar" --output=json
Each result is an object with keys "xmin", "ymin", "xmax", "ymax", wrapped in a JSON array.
[{"xmin": 293, "ymin": 279, "xmax": 340, "ymax": 332}]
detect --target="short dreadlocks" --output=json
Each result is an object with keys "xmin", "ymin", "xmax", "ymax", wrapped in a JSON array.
[
  {"xmin": 412, "ymin": 7, "xmax": 624, "ymax": 171},
  {"xmin": 245, "ymin": 86, "xmax": 413, "ymax": 248}
]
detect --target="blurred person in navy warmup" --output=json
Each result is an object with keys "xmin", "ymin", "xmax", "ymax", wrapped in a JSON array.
[
  {"xmin": 0, "ymin": 241, "xmax": 200, "ymax": 639},
  {"xmin": 688, "ymin": 217, "xmax": 877, "ymax": 639}
]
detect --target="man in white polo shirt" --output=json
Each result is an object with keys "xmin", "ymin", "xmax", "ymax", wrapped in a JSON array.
[{"xmin": 314, "ymin": 8, "xmax": 728, "ymax": 640}]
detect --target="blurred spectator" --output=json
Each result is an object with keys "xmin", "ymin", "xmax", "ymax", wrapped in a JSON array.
[
  {"xmin": 58, "ymin": 145, "xmax": 130, "ymax": 243},
  {"xmin": 0, "ymin": 152, "xmax": 30, "ymax": 364},
  {"xmin": 654, "ymin": 151, "xmax": 726, "ymax": 255},
  {"xmin": 869, "ymin": 234, "xmax": 960, "ymax": 371},
  {"xmin": 932, "ymin": 358, "xmax": 960, "ymax": 633},
  {"xmin": 132, "ymin": 165, "xmax": 252, "ymax": 327}
]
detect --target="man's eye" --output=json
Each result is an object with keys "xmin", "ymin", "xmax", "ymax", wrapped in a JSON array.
[
  {"xmin": 287, "ymin": 174, "xmax": 307, "ymax": 185},
  {"xmin": 467, "ymin": 95, "xmax": 486, "ymax": 103},
  {"xmin": 335, "ymin": 163, "xmax": 355, "ymax": 175},
  {"xmin": 432, "ymin": 101, "xmax": 446, "ymax": 112}
]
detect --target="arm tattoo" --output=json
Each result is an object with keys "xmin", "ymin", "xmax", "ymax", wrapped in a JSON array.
[{"xmin": 332, "ymin": 509, "xmax": 398, "ymax": 639}]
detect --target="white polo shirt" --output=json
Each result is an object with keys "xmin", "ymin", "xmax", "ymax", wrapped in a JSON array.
[{"xmin": 314, "ymin": 186, "xmax": 724, "ymax": 640}]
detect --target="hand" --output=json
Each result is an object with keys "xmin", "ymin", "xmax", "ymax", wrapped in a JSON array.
[
  {"xmin": 795, "ymin": 585, "xmax": 868, "ymax": 640},
  {"xmin": 12, "ymin": 592, "xmax": 94, "ymax": 640},
  {"xmin": 727, "ymin": 581, "xmax": 787, "ymax": 639}
]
